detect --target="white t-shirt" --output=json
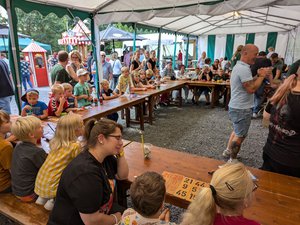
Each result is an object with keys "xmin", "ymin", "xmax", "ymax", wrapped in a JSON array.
[{"xmin": 110, "ymin": 59, "xmax": 122, "ymax": 75}]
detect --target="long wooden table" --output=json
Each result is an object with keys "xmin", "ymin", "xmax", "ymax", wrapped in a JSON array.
[
  {"xmin": 133, "ymin": 80, "xmax": 186, "ymax": 124},
  {"xmin": 187, "ymin": 80, "xmax": 231, "ymax": 109},
  {"xmin": 36, "ymin": 94, "xmax": 147, "ymax": 130},
  {"xmin": 123, "ymin": 141, "xmax": 300, "ymax": 225}
]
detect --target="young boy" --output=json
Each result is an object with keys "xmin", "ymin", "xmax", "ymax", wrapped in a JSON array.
[
  {"xmin": 100, "ymin": 79, "xmax": 119, "ymax": 122},
  {"xmin": 74, "ymin": 69, "xmax": 92, "ymax": 107},
  {"xmin": 21, "ymin": 88, "xmax": 48, "ymax": 119},
  {"xmin": 115, "ymin": 67, "xmax": 130, "ymax": 94},
  {"xmin": 11, "ymin": 116, "xmax": 47, "ymax": 202},
  {"xmin": 48, "ymin": 84, "xmax": 68, "ymax": 117},
  {"xmin": 62, "ymin": 83, "xmax": 79, "ymax": 111},
  {"xmin": 121, "ymin": 172, "xmax": 176, "ymax": 225},
  {"xmin": 0, "ymin": 110, "xmax": 13, "ymax": 193}
]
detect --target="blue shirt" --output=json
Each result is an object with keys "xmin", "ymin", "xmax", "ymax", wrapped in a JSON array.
[
  {"xmin": 22, "ymin": 101, "xmax": 48, "ymax": 116},
  {"xmin": 229, "ymin": 61, "xmax": 254, "ymax": 109},
  {"xmin": 92, "ymin": 61, "xmax": 112, "ymax": 80},
  {"xmin": 20, "ymin": 61, "xmax": 31, "ymax": 77}
]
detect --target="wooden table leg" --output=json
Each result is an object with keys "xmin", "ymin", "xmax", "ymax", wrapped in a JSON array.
[
  {"xmin": 139, "ymin": 103, "xmax": 144, "ymax": 131},
  {"xmin": 125, "ymin": 108, "xmax": 130, "ymax": 127},
  {"xmin": 148, "ymin": 96, "xmax": 153, "ymax": 125},
  {"xmin": 178, "ymin": 87, "xmax": 182, "ymax": 107},
  {"xmin": 211, "ymin": 87, "xmax": 215, "ymax": 108}
]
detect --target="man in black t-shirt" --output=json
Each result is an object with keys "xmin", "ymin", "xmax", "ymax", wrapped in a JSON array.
[
  {"xmin": 251, "ymin": 51, "xmax": 272, "ymax": 117},
  {"xmin": 0, "ymin": 59, "xmax": 14, "ymax": 114}
]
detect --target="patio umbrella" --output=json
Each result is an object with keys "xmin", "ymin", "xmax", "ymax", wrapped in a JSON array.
[{"xmin": 99, "ymin": 25, "xmax": 147, "ymax": 51}]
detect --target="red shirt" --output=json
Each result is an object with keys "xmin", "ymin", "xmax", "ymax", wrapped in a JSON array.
[
  {"xmin": 214, "ymin": 213, "xmax": 260, "ymax": 225},
  {"xmin": 48, "ymin": 97, "xmax": 68, "ymax": 116},
  {"xmin": 177, "ymin": 52, "xmax": 183, "ymax": 61}
]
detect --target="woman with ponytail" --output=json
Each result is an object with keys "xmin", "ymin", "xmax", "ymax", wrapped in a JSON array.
[
  {"xmin": 261, "ymin": 68, "xmax": 300, "ymax": 178},
  {"xmin": 181, "ymin": 163, "xmax": 259, "ymax": 225},
  {"xmin": 48, "ymin": 118, "xmax": 129, "ymax": 225}
]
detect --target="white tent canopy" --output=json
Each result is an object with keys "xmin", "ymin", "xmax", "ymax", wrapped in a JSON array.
[{"xmin": 26, "ymin": 0, "xmax": 300, "ymax": 67}]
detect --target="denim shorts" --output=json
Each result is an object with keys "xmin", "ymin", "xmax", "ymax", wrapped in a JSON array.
[{"xmin": 228, "ymin": 107, "xmax": 252, "ymax": 138}]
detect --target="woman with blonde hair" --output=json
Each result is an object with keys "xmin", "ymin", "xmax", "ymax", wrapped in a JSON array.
[
  {"xmin": 110, "ymin": 52, "xmax": 122, "ymax": 90},
  {"xmin": 66, "ymin": 50, "xmax": 83, "ymax": 85},
  {"xmin": 262, "ymin": 67, "xmax": 300, "ymax": 178},
  {"xmin": 130, "ymin": 50, "xmax": 141, "ymax": 73},
  {"xmin": 231, "ymin": 45, "xmax": 243, "ymax": 69},
  {"xmin": 48, "ymin": 118, "xmax": 129, "ymax": 225},
  {"xmin": 34, "ymin": 113, "xmax": 84, "ymax": 210},
  {"xmin": 181, "ymin": 163, "xmax": 259, "ymax": 225}
]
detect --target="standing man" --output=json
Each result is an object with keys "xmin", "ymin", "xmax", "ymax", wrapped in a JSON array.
[
  {"xmin": 139, "ymin": 48, "xmax": 145, "ymax": 62},
  {"xmin": 0, "ymin": 59, "xmax": 14, "ymax": 114},
  {"xmin": 177, "ymin": 50, "xmax": 183, "ymax": 69},
  {"xmin": 251, "ymin": 51, "xmax": 272, "ymax": 118},
  {"xmin": 91, "ymin": 51, "xmax": 112, "ymax": 82},
  {"xmin": 223, "ymin": 44, "xmax": 270, "ymax": 163},
  {"xmin": 270, "ymin": 53, "xmax": 283, "ymax": 80},
  {"xmin": 0, "ymin": 53, "xmax": 10, "ymax": 70},
  {"xmin": 50, "ymin": 51, "xmax": 71, "ymax": 85},
  {"xmin": 20, "ymin": 56, "xmax": 34, "ymax": 91}
]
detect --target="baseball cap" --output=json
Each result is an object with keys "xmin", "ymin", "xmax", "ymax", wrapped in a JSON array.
[
  {"xmin": 21, "ymin": 88, "xmax": 39, "ymax": 102},
  {"xmin": 77, "ymin": 68, "xmax": 89, "ymax": 77}
]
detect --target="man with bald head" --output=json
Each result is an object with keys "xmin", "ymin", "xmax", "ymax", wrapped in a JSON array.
[{"xmin": 223, "ymin": 44, "xmax": 271, "ymax": 163}]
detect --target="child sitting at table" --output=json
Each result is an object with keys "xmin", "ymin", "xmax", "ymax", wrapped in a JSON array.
[
  {"xmin": 146, "ymin": 69, "xmax": 155, "ymax": 84},
  {"xmin": 21, "ymin": 88, "xmax": 48, "ymax": 119},
  {"xmin": 62, "ymin": 83, "xmax": 78, "ymax": 110},
  {"xmin": 0, "ymin": 110, "xmax": 13, "ymax": 193},
  {"xmin": 131, "ymin": 72, "xmax": 147, "ymax": 91},
  {"xmin": 48, "ymin": 84, "xmax": 68, "ymax": 117},
  {"xmin": 74, "ymin": 69, "xmax": 93, "ymax": 107},
  {"xmin": 35, "ymin": 113, "xmax": 84, "ymax": 210},
  {"xmin": 121, "ymin": 171, "xmax": 177, "ymax": 225},
  {"xmin": 115, "ymin": 66, "xmax": 130, "ymax": 94},
  {"xmin": 181, "ymin": 163, "xmax": 259, "ymax": 225},
  {"xmin": 139, "ymin": 70, "xmax": 156, "ymax": 88},
  {"xmin": 10, "ymin": 116, "xmax": 47, "ymax": 202},
  {"xmin": 100, "ymin": 79, "xmax": 119, "ymax": 122}
]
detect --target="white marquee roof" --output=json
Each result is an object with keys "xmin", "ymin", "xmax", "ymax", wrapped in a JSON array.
[{"xmin": 27, "ymin": 0, "xmax": 300, "ymax": 35}]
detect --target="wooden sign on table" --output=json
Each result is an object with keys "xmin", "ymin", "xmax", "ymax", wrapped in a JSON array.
[{"xmin": 162, "ymin": 171, "xmax": 209, "ymax": 202}]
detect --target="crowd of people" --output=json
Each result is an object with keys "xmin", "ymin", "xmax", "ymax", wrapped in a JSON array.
[{"xmin": 0, "ymin": 42, "xmax": 299, "ymax": 225}]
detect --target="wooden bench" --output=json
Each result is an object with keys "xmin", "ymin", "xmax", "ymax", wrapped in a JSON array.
[
  {"xmin": 123, "ymin": 141, "xmax": 300, "ymax": 225},
  {"xmin": 0, "ymin": 193, "xmax": 49, "ymax": 225}
]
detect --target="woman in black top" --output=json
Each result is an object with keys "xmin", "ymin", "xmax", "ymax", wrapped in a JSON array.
[
  {"xmin": 146, "ymin": 50, "xmax": 157, "ymax": 73},
  {"xmin": 48, "ymin": 119, "xmax": 129, "ymax": 225},
  {"xmin": 262, "ymin": 71, "xmax": 300, "ymax": 178},
  {"xmin": 130, "ymin": 50, "xmax": 141, "ymax": 73}
]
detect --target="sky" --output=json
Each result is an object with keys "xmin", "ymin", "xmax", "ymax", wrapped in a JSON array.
[{"xmin": 0, "ymin": 6, "xmax": 7, "ymax": 19}]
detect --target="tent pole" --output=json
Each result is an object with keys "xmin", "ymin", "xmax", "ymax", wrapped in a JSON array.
[
  {"xmin": 6, "ymin": 0, "xmax": 22, "ymax": 114},
  {"xmin": 91, "ymin": 16, "xmax": 99, "ymax": 97},
  {"xmin": 157, "ymin": 27, "xmax": 162, "ymax": 69},
  {"xmin": 113, "ymin": 39, "xmax": 115, "ymax": 52},
  {"xmin": 172, "ymin": 32, "xmax": 177, "ymax": 70},
  {"xmin": 185, "ymin": 34, "xmax": 189, "ymax": 68},
  {"xmin": 196, "ymin": 36, "xmax": 199, "ymax": 66},
  {"xmin": 133, "ymin": 23, "xmax": 136, "ymax": 52}
]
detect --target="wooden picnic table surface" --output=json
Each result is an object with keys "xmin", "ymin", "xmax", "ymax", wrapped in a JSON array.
[{"xmin": 124, "ymin": 141, "xmax": 300, "ymax": 225}]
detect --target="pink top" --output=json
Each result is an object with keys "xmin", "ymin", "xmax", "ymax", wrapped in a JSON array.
[{"xmin": 214, "ymin": 213, "xmax": 260, "ymax": 225}]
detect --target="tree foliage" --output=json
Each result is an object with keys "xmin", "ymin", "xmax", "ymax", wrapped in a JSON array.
[{"xmin": 15, "ymin": 9, "xmax": 72, "ymax": 52}]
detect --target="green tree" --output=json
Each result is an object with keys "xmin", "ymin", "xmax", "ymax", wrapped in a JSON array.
[{"xmin": 15, "ymin": 9, "xmax": 72, "ymax": 52}]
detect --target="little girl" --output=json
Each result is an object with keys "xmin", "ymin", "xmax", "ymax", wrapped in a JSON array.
[
  {"xmin": 34, "ymin": 113, "xmax": 84, "ymax": 210},
  {"xmin": 0, "ymin": 110, "xmax": 13, "ymax": 193},
  {"xmin": 131, "ymin": 72, "xmax": 147, "ymax": 91},
  {"xmin": 101, "ymin": 79, "xmax": 119, "ymax": 122}
]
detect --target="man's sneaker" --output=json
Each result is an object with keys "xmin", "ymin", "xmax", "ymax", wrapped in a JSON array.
[
  {"xmin": 252, "ymin": 113, "xmax": 258, "ymax": 119},
  {"xmin": 222, "ymin": 149, "xmax": 231, "ymax": 157},
  {"xmin": 222, "ymin": 149, "xmax": 241, "ymax": 158},
  {"xmin": 227, "ymin": 158, "xmax": 239, "ymax": 164}
]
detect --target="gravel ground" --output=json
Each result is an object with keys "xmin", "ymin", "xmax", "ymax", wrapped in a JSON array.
[{"xmin": 2, "ymin": 89, "xmax": 269, "ymax": 224}]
